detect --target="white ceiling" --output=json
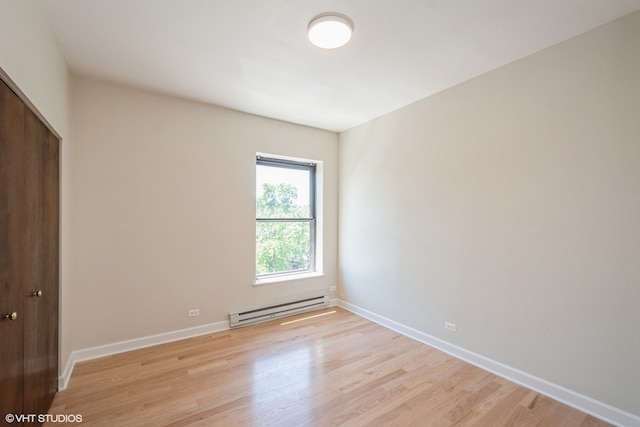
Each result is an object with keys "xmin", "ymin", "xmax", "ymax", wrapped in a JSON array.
[{"xmin": 42, "ymin": 0, "xmax": 640, "ymax": 132}]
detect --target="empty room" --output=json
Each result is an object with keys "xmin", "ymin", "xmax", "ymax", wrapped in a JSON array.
[{"xmin": 1, "ymin": 1, "xmax": 639, "ymax": 426}]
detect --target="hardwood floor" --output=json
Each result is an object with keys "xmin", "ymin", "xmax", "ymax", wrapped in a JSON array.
[{"xmin": 47, "ymin": 308, "xmax": 610, "ymax": 426}]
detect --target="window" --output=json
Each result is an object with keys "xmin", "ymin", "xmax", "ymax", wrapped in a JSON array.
[{"xmin": 256, "ymin": 156, "xmax": 316, "ymax": 279}]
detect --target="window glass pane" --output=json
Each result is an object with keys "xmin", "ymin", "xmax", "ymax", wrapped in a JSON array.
[
  {"xmin": 256, "ymin": 164, "xmax": 311, "ymax": 219},
  {"xmin": 256, "ymin": 221, "xmax": 311, "ymax": 275}
]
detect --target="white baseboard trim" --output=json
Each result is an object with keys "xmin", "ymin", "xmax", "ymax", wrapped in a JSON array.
[
  {"xmin": 337, "ymin": 299, "xmax": 640, "ymax": 427},
  {"xmin": 58, "ymin": 320, "xmax": 230, "ymax": 391}
]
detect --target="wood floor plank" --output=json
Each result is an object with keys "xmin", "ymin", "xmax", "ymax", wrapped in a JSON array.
[{"xmin": 46, "ymin": 308, "xmax": 612, "ymax": 426}]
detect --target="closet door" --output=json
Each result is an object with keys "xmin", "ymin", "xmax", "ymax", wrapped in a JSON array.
[
  {"xmin": 1, "ymin": 77, "xmax": 59, "ymax": 422},
  {"xmin": 43, "ymin": 127, "xmax": 60, "ymax": 410},
  {"xmin": 23, "ymin": 106, "xmax": 59, "ymax": 418},
  {"xmin": 0, "ymin": 79, "xmax": 26, "ymax": 418}
]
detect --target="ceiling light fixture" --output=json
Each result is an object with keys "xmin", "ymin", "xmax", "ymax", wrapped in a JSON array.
[{"xmin": 307, "ymin": 13, "xmax": 353, "ymax": 49}]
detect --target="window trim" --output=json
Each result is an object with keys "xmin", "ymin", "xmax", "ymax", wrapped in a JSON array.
[{"xmin": 255, "ymin": 155, "xmax": 317, "ymax": 280}]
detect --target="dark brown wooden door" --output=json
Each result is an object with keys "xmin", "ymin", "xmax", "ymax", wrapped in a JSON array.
[
  {"xmin": 23, "ymin": 106, "xmax": 59, "ymax": 421},
  {"xmin": 1, "ymin": 78, "xmax": 59, "ymax": 425},
  {"xmin": 43, "ymin": 128, "xmax": 60, "ymax": 411},
  {"xmin": 0, "ymin": 78, "xmax": 27, "ymax": 422}
]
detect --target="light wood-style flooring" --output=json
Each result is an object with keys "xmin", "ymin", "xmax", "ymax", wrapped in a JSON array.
[{"xmin": 47, "ymin": 308, "xmax": 611, "ymax": 426}]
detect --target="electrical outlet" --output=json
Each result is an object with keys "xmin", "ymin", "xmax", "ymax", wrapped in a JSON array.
[
  {"xmin": 330, "ymin": 286, "xmax": 337, "ymax": 292},
  {"xmin": 188, "ymin": 309, "xmax": 200, "ymax": 317},
  {"xmin": 444, "ymin": 321, "xmax": 457, "ymax": 332}
]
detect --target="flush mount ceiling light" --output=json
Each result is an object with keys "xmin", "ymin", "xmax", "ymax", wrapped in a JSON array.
[{"xmin": 307, "ymin": 13, "xmax": 353, "ymax": 49}]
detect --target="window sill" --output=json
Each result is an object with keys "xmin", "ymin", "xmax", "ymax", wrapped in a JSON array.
[{"xmin": 254, "ymin": 272, "xmax": 325, "ymax": 286}]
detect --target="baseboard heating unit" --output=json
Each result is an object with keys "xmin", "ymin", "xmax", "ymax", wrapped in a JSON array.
[{"xmin": 229, "ymin": 293, "xmax": 329, "ymax": 328}]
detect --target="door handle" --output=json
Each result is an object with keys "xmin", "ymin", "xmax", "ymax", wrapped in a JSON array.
[
  {"xmin": 33, "ymin": 290, "xmax": 43, "ymax": 297},
  {"xmin": 4, "ymin": 312, "xmax": 18, "ymax": 321}
]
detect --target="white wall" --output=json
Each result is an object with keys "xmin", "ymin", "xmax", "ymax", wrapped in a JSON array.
[
  {"xmin": 71, "ymin": 77, "xmax": 338, "ymax": 349},
  {"xmin": 339, "ymin": 11, "xmax": 640, "ymax": 417},
  {"xmin": 0, "ymin": 0, "xmax": 73, "ymax": 378}
]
